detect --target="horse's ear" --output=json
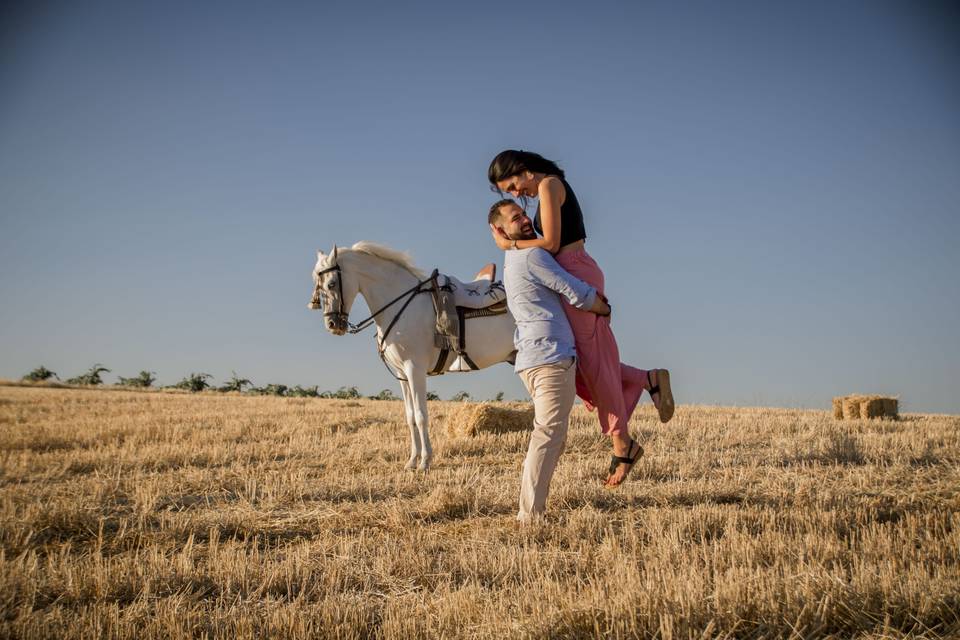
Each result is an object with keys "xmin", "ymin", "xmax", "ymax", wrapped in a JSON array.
[{"xmin": 332, "ymin": 244, "xmax": 338, "ymax": 261}]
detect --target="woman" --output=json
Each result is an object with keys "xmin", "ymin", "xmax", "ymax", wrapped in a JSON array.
[{"xmin": 487, "ymin": 149, "xmax": 674, "ymax": 487}]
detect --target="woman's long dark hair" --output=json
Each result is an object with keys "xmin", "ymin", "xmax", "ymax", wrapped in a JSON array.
[{"xmin": 487, "ymin": 150, "xmax": 565, "ymax": 187}]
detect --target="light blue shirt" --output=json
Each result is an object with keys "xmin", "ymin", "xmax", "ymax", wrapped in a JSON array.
[{"xmin": 503, "ymin": 247, "xmax": 597, "ymax": 372}]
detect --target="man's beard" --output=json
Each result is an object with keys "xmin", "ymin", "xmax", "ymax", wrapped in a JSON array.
[{"xmin": 508, "ymin": 225, "xmax": 537, "ymax": 241}]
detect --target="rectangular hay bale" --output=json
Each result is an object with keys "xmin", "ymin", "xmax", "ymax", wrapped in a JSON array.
[
  {"xmin": 836, "ymin": 394, "xmax": 898, "ymax": 420},
  {"xmin": 832, "ymin": 397, "xmax": 844, "ymax": 420},
  {"xmin": 445, "ymin": 402, "xmax": 534, "ymax": 438},
  {"xmin": 882, "ymin": 398, "xmax": 898, "ymax": 418},
  {"xmin": 860, "ymin": 396, "xmax": 886, "ymax": 419},
  {"xmin": 841, "ymin": 395, "xmax": 863, "ymax": 420}
]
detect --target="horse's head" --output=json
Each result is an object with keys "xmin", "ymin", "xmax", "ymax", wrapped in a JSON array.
[{"xmin": 309, "ymin": 244, "xmax": 360, "ymax": 336}]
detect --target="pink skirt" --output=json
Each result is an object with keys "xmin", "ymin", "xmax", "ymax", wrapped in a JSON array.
[{"xmin": 555, "ymin": 248, "xmax": 651, "ymax": 436}]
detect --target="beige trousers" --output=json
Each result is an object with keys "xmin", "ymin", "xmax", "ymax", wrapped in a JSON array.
[{"xmin": 517, "ymin": 357, "xmax": 577, "ymax": 522}]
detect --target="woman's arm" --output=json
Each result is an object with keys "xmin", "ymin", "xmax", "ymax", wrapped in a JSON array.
[{"xmin": 490, "ymin": 177, "xmax": 566, "ymax": 252}]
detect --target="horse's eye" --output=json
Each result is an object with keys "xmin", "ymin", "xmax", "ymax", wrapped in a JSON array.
[{"xmin": 327, "ymin": 280, "xmax": 337, "ymax": 290}]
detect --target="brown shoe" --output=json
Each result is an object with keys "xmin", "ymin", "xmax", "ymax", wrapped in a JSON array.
[{"xmin": 649, "ymin": 369, "xmax": 674, "ymax": 423}]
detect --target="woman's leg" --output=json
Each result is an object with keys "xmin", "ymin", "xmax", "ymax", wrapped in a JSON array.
[
  {"xmin": 556, "ymin": 251, "xmax": 648, "ymax": 431},
  {"xmin": 621, "ymin": 363, "xmax": 649, "ymax": 423},
  {"xmin": 556, "ymin": 250, "xmax": 657, "ymax": 484}
]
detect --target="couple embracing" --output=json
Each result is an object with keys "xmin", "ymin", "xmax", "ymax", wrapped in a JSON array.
[{"xmin": 484, "ymin": 150, "xmax": 675, "ymax": 523}]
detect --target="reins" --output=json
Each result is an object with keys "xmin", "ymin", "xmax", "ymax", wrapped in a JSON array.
[{"xmin": 355, "ymin": 269, "xmax": 438, "ymax": 337}]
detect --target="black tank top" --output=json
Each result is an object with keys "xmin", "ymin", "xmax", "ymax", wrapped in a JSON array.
[{"xmin": 533, "ymin": 177, "xmax": 587, "ymax": 249}]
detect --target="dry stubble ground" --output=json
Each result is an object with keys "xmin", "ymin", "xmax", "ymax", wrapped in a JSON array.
[{"xmin": 0, "ymin": 382, "xmax": 958, "ymax": 639}]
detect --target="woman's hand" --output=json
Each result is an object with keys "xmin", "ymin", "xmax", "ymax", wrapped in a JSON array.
[{"xmin": 490, "ymin": 224, "xmax": 512, "ymax": 251}]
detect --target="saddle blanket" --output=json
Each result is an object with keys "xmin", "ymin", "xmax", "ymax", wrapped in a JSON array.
[{"xmin": 436, "ymin": 273, "xmax": 507, "ymax": 309}]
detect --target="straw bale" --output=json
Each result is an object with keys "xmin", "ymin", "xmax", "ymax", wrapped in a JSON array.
[
  {"xmin": 882, "ymin": 397, "xmax": 898, "ymax": 418},
  {"xmin": 841, "ymin": 396, "xmax": 863, "ymax": 420},
  {"xmin": 444, "ymin": 402, "xmax": 534, "ymax": 438},
  {"xmin": 836, "ymin": 394, "xmax": 898, "ymax": 420},
  {"xmin": 860, "ymin": 396, "xmax": 886, "ymax": 419}
]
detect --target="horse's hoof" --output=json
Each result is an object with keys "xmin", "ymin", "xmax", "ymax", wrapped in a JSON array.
[{"xmin": 404, "ymin": 458, "xmax": 418, "ymax": 471}]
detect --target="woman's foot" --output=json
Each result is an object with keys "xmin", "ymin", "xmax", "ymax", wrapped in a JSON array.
[
  {"xmin": 648, "ymin": 369, "xmax": 674, "ymax": 424},
  {"xmin": 604, "ymin": 438, "xmax": 643, "ymax": 488}
]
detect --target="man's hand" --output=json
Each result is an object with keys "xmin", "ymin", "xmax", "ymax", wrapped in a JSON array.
[
  {"xmin": 489, "ymin": 224, "xmax": 512, "ymax": 251},
  {"xmin": 590, "ymin": 293, "xmax": 611, "ymax": 317}
]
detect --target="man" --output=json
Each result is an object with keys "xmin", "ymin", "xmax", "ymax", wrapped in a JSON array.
[{"xmin": 489, "ymin": 199, "xmax": 611, "ymax": 522}]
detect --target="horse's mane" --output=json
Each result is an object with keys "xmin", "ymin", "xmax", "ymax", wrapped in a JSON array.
[{"xmin": 349, "ymin": 241, "xmax": 427, "ymax": 279}]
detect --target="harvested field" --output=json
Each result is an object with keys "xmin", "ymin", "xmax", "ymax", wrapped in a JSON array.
[{"xmin": 1, "ymin": 384, "xmax": 959, "ymax": 638}]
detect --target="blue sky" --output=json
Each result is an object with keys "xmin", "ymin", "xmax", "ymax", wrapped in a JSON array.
[{"xmin": 1, "ymin": 1, "xmax": 958, "ymax": 412}]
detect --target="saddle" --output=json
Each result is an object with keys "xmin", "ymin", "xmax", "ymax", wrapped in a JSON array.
[{"xmin": 428, "ymin": 265, "xmax": 510, "ymax": 376}]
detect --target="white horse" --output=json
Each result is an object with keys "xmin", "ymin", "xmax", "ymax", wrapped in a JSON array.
[{"xmin": 310, "ymin": 242, "xmax": 516, "ymax": 470}]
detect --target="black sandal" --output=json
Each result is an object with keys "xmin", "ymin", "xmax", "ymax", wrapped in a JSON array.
[
  {"xmin": 605, "ymin": 438, "xmax": 644, "ymax": 487},
  {"xmin": 648, "ymin": 369, "xmax": 675, "ymax": 424}
]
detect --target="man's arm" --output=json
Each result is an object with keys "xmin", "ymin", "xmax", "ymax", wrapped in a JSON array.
[
  {"xmin": 525, "ymin": 249, "xmax": 610, "ymax": 315},
  {"xmin": 588, "ymin": 292, "xmax": 611, "ymax": 316}
]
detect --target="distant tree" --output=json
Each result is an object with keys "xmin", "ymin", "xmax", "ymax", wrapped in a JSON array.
[
  {"xmin": 334, "ymin": 386, "xmax": 361, "ymax": 399},
  {"xmin": 66, "ymin": 364, "xmax": 111, "ymax": 386},
  {"xmin": 493, "ymin": 391, "xmax": 505, "ymax": 402},
  {"xmin": 426, "ymin": 391, "xmax": 440, "ymax": 401},
  {"xmin": 22, "ymin": 366, "xmax": 58, "ymax": 382},
  {"xmin": 170, "ymin": 373, "xmax": 212, "ymax": 392},
  {"xmin": 117, "ymin": 371, "xmax": 156, "ymax": 388},
  {"xmin": 319, "ymin": 389, "xmax": 335, "ymax": 399},
  {"xmin": 451, "ymin": 391, "xmax": 471, "ymax": 402},
  {"xmin": 250, "ymin": 383, "xmax": 288, "ymax": 396},
  {"xmin": 218, "ymin": 372, "xmax": 252, "ymax": 393},
  {"xmin": 369, "ymin": 388, "xmax": 398, "ymax": 401},
  {"xmin": 288, "ymin": 385, "xmax": 319, "ymax": 397}
]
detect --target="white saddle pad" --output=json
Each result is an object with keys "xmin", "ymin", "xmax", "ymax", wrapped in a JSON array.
[{"xmin": 437, "ymin": 274, "xmax": 507, "ymax": 309}]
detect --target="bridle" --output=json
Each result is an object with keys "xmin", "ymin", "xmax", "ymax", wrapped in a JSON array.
[
  {"xmin": 311, "ymin": 263, "xmax": 350, "ymax": 328},
  {"xmin": 310, "ymin": 257, "xmax": 440, "ymax": 379}
]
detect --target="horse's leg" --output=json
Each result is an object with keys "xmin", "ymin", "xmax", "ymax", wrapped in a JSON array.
[
  {"xmin": 398, "ymin": 378, "xmax": 421, "ymax": 470},
  {"xmin": 404, "ymin": 363, "xmax": 432, "ymax": 471}
]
